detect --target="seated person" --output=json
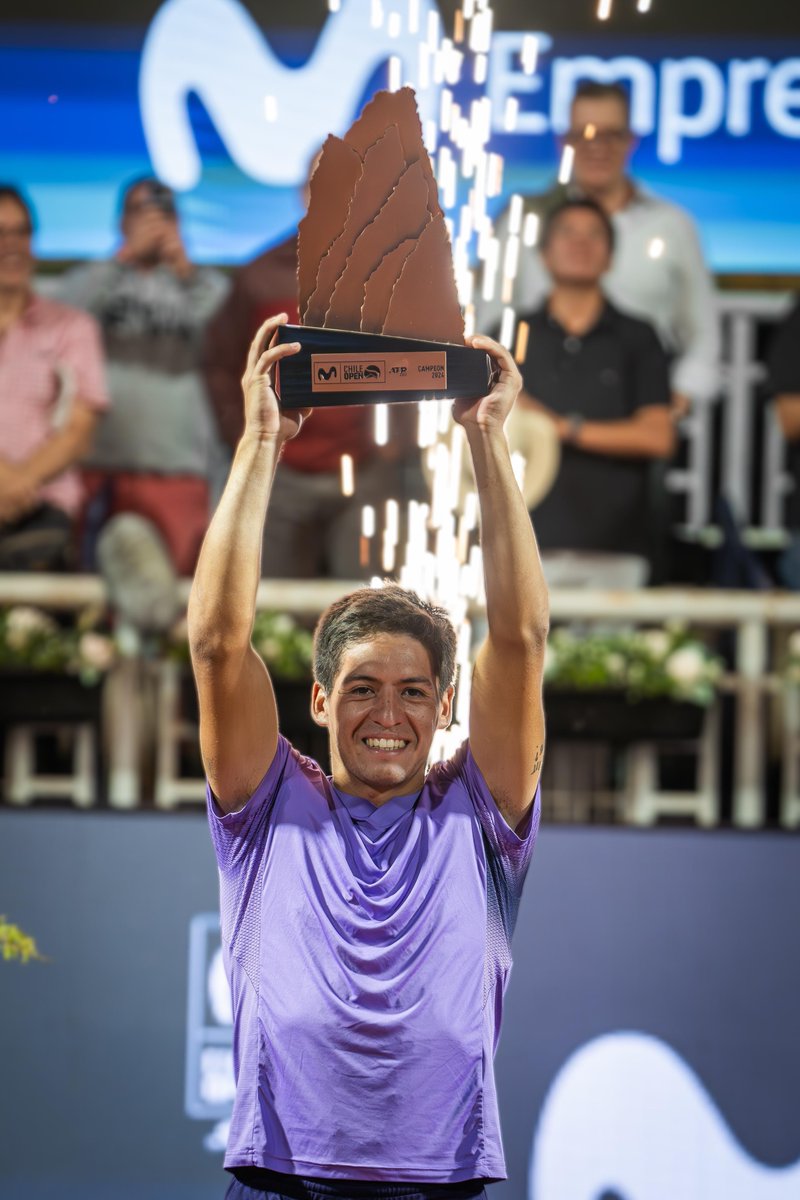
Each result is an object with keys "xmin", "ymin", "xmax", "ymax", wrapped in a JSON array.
[
  {"xmin": 59, "ymin": 178, "xmax": 228, "ymax": 629},
  {"xmin": 0, "ymin": 185, "xmax": 108, "ymax": 571},
  {"xmin": 518, "ymin": 198, "xmax": 675, "ymax": 587},
  {"xmin": 767, "ymin": 297, "xmax": 800, "ymax": 589}
]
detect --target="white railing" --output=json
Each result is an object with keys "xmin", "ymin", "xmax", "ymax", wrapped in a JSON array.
[
  {"xmin": 671, "ymin": 291, "xmax": 795, "ymax": 533},
  {"xmin": 2, "ymin": 575, "xmax": 799, "ymax": 826}
]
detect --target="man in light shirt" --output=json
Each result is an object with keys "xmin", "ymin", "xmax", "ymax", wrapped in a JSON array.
[{"xmin": 478, "ymin": 80, "xmax": 720, "ymax": 417}]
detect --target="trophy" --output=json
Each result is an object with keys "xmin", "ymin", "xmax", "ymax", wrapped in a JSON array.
[{"xmin": 275, "ymin": 87, "xmax": 494, "ymax": 408}]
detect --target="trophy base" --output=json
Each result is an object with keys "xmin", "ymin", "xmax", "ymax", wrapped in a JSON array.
[{"xmin": 275, "ymin": 324, "xmax": 495, "ymax": 408}]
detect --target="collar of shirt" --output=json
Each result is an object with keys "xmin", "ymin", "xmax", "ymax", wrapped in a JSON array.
[
  {"xmin": 536, "ymin": 296, "xmax": 618, "ymax": 341},
  {"xmin": 333, "ymin": 785, "xmax": 420, "ymax": 833},
  {"xmin": 562, "ymin": 178, "xmax": 658, "ymax": 213}
]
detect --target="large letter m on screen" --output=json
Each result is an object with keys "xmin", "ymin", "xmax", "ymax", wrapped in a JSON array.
[{"xmin": 139, "ymin": 0, "xmax": 441, "ymax": 190}]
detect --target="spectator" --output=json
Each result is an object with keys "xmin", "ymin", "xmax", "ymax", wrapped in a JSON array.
[
  {"xmin": 59, "ymin": 178, "xmax": 228, "ymax": 629},
  {"xmin": 518, "ymin": 198, "xmax": 674, "ymax": 587},
  {"xmin": 767, "ymin": 298, "xmax": 800, "ymax": 589},
  {"xmin": 478, "ymin": 80, "xmax": 719, "ymax": 417},
  {"xmin": 0, "ymin": 185, "xmax": 108, "ymax": 570},
  {"xmin": 204, "ymin": 233, "xmax": 422, "ymax": 581}
]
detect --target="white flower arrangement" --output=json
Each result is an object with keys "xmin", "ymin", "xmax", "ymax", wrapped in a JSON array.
[
  {"xmin": 0, "ymin": 606, "xmax": 116, "ymax": 686},
  {"xmin": 167, "ymin": 609, "xmax": 313, "ymax": 681},
  {"xmin": 545, "ymin": 625, "xmax": 723, "ymax": 707}
]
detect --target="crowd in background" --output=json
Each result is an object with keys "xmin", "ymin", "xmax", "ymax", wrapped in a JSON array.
[{"xmin": 1, "ymin": 80, "xmax": 798, "ymax": 633}]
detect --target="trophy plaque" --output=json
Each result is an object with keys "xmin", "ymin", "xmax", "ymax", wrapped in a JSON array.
[{"xmin": 276, "ymin": 87, "xmax": 492, "ymax": 409}]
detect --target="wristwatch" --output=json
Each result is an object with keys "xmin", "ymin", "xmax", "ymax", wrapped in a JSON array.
[{"xmin": 564, "ymin": 413, "xmax": 585, "ymax": 445}]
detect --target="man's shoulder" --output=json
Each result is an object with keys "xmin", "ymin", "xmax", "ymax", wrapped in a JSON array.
[
  {"xmin": 29, "ymin": 291, "xmax": 102, "ymax": 338},
  {"xmin": 629, "ymin": 182, "xmax": 699, "ymax": 230},
  {"xmin": 422, "ymin": 741, "xmax": 475, "ymax": 797}
]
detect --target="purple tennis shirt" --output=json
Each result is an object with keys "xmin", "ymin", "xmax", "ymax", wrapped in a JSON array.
[{"xmin": 207, "ymin": 735, "xmax": 540, "ymax": 1183}]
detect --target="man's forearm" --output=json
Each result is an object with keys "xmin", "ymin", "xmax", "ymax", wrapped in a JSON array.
[
  {"xmin": 188, "ymin": 433, "xmax": 282, "ymax": 657},
  {"xmin": 18, "ymin": 412, "xmax": 96, "ymax": 489},
  {"xmin": 567, "ymin": 416, "xmax": 675, "ymax": 459},
  {"xmin": 467, "ymin": 427, "xmax": 549, "ymax": 644}
]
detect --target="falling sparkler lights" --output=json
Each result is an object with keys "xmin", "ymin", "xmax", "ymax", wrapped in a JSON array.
[
  {"xmin": 344, "ymin": 0, "xmax": 657, "ymax": 757},
  {"xmin": 340, "ymin": 454, "xmax": 355, "ymax": 497},
  {"xmin": 374, "ymin": 403, "xmax": 389, "ymax": 447},
  {"xmin": 558, "ymin": 143, "xmax": 575, "ymax": 185}
]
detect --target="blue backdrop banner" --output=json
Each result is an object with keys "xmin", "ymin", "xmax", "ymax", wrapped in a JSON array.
[{"xmin": 1, "ymin": 0, "xmax": 798, "ymax": 270}]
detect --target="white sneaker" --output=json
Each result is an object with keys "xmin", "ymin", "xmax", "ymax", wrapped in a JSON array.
[{"xmin": 97, "ymin": 513, "xmax": 180, "ymax": 633}]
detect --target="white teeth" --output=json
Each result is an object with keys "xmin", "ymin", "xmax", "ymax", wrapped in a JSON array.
[{"xmin": 364, "ymin": 738, "xmax": 407, "ymax": 750}]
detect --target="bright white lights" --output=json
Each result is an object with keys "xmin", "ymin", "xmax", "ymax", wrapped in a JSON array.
[
  {"xmin": 499, "ymin": 306, "xmax": 516, "ymax": 349},
  {"xmin": 508, "ymin": 193, "xmax": 524, "ymax": 236},
  {"xmin": 374, "ymin": 403, "xmax": 389, "ymax": 446},
  {"xmin": 340, "ymin": 454, "xmax": 355, "ymax": 497},
  {"xmin": 523, "ymin": 212, "xmax": 540, "ymax": 247},
  {"xmin": 361, "ymin": 505, "xmax": 376, "ymax": 539},
  {"xmin": 388, "ymin": 55, "xmax": 402, "ymax": 91},
  {"xmin": 558, "ymin": 143, "xmax": 575, "ymax": 184},
  {"xmin": 504, "ymin": 96, "xmax": 520, "ymax": 131},
  {"xmin": 521, "ymin": 34, "xmax": 539, "ymax": 75}
]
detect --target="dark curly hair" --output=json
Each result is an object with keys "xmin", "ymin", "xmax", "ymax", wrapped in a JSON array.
[{"xmin": 313, "ymin": 584, "xmax": 458, "ymax": 698}]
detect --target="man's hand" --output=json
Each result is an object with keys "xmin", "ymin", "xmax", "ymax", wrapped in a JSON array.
[
  {"xmin": 671, "ymin": 391, "xmax": 691, "ymax": 420},
  {"xmin": 158, "ymin": 221, "xmax": 194, "ymax": 280},
  {"xmin": 453, "ymin": 334, "xmax": 522, "ymax": 434},
  {"xmin": 241, "ymin": 314, "xmax": 310, "ymax": 444},
  {"xmin": 0, "ymin": 461, "xmax": 39, "ymax": 524},
  {"xmin": 116, "ymin": 209, "xmax": 166, "ymax": 266}
]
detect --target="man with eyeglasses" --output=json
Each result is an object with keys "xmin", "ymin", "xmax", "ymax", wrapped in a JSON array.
[
  {"xmin": 0, "ymin": 185, "xmax": 108, "ymax": 570},
  {"xmin": 477, "ymin": 80, "xmax": 719, "ymax": 420}
]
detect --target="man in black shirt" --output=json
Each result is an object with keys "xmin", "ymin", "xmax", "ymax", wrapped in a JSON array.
[
  {"xmin": 517, "ymin": 198, "xmax": 675, "ymax": 586},
  {"xmin": 767, "ymin": 298, "xmax": 800, "ymax": 589}
]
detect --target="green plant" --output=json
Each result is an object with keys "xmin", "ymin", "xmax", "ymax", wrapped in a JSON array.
[
  {"xmin": 0, "ymin": 917, "xmax": 46, "ymax": 963},
  {"xmin": 251, "ymin": 611, "xmax": 314, "ymax": 681},
  {"xmin": 167, "ymin": 610, "xmax": 314, "ymax": 681},
  {"xmin": 0, "ymin": 606, "xmax": 116, "ymax": 685},
  {"xmin": 544, "ymin": 625, "xmax": 723, "ymax": 706}
]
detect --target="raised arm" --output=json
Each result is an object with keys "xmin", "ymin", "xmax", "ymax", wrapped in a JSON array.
[
  {"xmin": 187, "ymin": 314, "xmax": 306, "ymax": 813},
  {"xmin": 456, "ymin": 336, "xmax": 549, "ymax": 832}
]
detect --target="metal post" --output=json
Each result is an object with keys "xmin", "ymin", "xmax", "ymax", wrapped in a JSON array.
[{"xmin": 733, "ymin": 617, "xmax": 767, "ymax": 827}]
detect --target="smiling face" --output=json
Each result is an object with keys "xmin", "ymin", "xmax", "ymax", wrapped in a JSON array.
[
  {"xmin": 0, "ymin": 195, "xmax": 34, "ymax": 296},
  {"xmin": 311, "ymin": 633, "xmax": 453, "ymax": 804}
]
